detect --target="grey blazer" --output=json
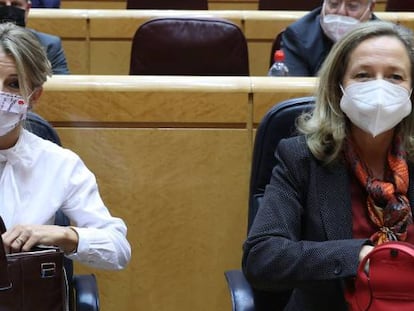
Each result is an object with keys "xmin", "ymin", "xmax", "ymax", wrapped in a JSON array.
[
  {"xmin": 31, "ymin": 29, "xmax": 69, "ymax": 75},
  {"xmin": 242, "ymin": 135, "xmax": 414, "ymax": 311}
]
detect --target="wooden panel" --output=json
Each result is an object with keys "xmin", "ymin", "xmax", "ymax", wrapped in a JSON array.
[
  {"xmin": 37, "ymin": 75, "xmax": 251, "ymax": 125},
  {"xmin": 27, "ymin": 9, "xmax": 88, "ymax": 38},
  {"xmin": 61, "ymin": 0, "xmax": 385, "ymax": 11},
  {"xmin": 59, "ymin": 128, "xmax": 250, "ymax": 311},
  {"xmin": 27, "ymin": 9, "xmax": 90, "ymax": 73},
  {"xmin": 89, "ymin": 41, "xmax": 131, "ymax": 74},
  {"xmin": 88, "ymin": 10, "xmax": 244, "ymax": 38},
  {"xmin": 243, "ymin": 10, "xmax": 304, "ymax": 40},
  {"xmin": 248, "ymin": 41, "xmax": 272, "ymax": 75},
  {"xmin": 27, "ymin": 10, "xmax": 414, "ymax": 75},
  {"xmin": 209, "ymin": 2, "xmax": 257, "ymax": 10},
  {"xmin": 37, "ymin": 75, "xmax": 322, "ymax": 126},
  {"xmin": 61, "ymin": 0, "xmax": 258, "ymax": 10},
  {"xmin": 376, "ymin": 12, "xmax": 414, "ymax": 30},
  {"xmin": 61, "ymin": 1, "xmax": 126, "ymax": 9},
  {"xmin": 30, "ymin": 74, "xmax": 325, "ymax": 311},
  {"xmin": 62, "ymin": 41, "xmax": 89, "ymax": 74},
  {"xmin": 34, "ymin": 74, "xmax": 262, "ymax": 311},
  {"xmin": 250, "ymin": 76, "xmax": 318, "ymax": 123}
]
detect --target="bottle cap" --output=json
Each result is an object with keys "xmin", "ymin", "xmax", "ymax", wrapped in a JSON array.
[{"xmin": 274, "ymin": 49, "xmax": 285, "ymax": 62}]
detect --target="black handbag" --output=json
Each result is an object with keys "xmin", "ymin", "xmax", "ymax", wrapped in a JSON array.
[{"xmin": 0, "ymin": 217, "xmax": 68, "ymax": 311}]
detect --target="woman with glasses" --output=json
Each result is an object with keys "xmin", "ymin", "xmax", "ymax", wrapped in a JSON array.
[{"xmin": 274, "ymin": 0, "xmax": 377, "ymax": 76}]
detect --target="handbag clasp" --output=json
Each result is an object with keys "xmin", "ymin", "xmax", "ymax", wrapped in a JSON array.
[{"xmin": 40, "ymin": 262, "xmax": 56, "ymax": 278}]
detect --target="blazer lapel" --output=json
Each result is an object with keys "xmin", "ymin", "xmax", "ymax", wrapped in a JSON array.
[
  {"xmin": 313, "ymin": 161, "xmax": 414, "ymax": 241},
  {"xmin": 315, "ymin": 160, "xmax": 353, "ymax": 240}
]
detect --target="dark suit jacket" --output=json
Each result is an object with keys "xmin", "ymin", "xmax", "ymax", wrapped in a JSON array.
[
  {"xmin": 242, "ymin": 135, "xmax": 414, "ymax": 311},
  {"xmin": 31, "ymin": 29, "xmax": 69, "ymax": 75},
  {"xmin": 30, "ymin": 0, "xmax": 61, "ymax": 8},
  {"xmin": 281, "ymin": 7, "xmax": 378, "ymax": 76}
]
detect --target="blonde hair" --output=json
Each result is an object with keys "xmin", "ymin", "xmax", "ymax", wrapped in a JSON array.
[
  {"xmin": 298, "ymin": 21, "xmax": 414, "ymax": 164},
  {"xmin": 0, "ymin": 23, "xmax": 52, "ymax": 101}
]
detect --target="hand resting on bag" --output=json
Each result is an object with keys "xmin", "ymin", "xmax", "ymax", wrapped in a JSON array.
[
  {"xmin": 1, "ymin": 224, "xmax": 79, "ymax": 254},
  {"xmin": 359, "ymin": 245, "xmax": 374, "ymax": 262},
  {"xmin": 359, "ymin": 244, "xmax": 374, "ymax": 274},
  {"xmin": 0, "ymin": 23, "xmax": 130, "ymax": 270}
]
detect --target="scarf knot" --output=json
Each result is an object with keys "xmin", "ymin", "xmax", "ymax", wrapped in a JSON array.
[{"xmin": 345, "ymin": 135, "xmax": 413, "ymax": 245}]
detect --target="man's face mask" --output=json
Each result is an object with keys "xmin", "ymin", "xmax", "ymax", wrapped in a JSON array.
[
  {"xmin": 320, "ymin": 2, "xmax": 371, "ymax": 42},
  {"xmin": 320, "ymin": 14, "xmax": 359, "ymax": 42},
  {"xmin": 0, "ymin": 91, "xmax": 28, "ymax": 137},
  {"xmin": 0, "ymin": 6, "xmax": 26, "ymax": 27},
  {"xmin": 340, "ymin": 79, "xmax": 412, "ymax": 137}
]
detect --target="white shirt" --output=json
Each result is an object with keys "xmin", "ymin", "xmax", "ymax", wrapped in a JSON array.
[{"xmin": 0, "ymin": 129, "xmax": 131, "ymax": 270}]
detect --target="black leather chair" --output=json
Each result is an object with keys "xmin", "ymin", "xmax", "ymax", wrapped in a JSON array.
[
  {"xmin": 129, "ymin": 17, "xmax": 249, "ymax": 76},
  {"xmin": 24, "ymin": 111, "xmax": 100, "ymax": 311},
  {"xmin": 224, "ymin": 97, "xmax": 315, "ymax": 311},
  {"xmin": 259, "ymin": 0, "xmax": 321, "ymax": 10},
  {"xmin": 127, "ymin": 0, "xmax": 207, "ymax": 9},
  {"xmin": 385, "ymin": 0, "xmax": 414, "ymax": 11}
]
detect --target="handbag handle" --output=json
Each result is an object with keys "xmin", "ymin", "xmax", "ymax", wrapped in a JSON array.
[
  {"xmin": 358, "ymin": 241, "xmax": 414, "ymax": 276},
  {"xmin": 354, "ymin": 241, "xmax": 414, "ymax": 310},
  {"xmin": 0, "ymin": 216, "xmax": 10, "ymax": 290}
]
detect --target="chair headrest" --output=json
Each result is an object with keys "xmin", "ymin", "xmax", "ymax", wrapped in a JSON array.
[{"xmin": 130, "ymin": 17, "xmax": 249, "ymax": 76}]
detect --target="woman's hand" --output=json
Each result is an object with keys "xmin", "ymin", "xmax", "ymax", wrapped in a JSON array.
[
  {"xmin": 359, "ymin": 244, "xmax": 374, "ymax": 274},
  {"xmin": 359, "ymin": 245, "xmax": 374, "ymax": 262},
  {"xmin": 1, "ymin": 224, "xmax": 79, "ymax": 254}
]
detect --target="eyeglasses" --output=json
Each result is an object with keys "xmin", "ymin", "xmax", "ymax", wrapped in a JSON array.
[{"xmin": 325, "ymin": 0, "xmax": 370, "ymax": 13}]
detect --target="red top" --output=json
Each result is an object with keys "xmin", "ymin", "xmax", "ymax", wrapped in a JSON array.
[{"xmin": 350, "ymin": 174, "xmax": 414, "ymax": 243}]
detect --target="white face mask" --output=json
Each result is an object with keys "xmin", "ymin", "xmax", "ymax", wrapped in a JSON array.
[
  {"xmin": 340, "ymin": 80, "xmax": 412, "ymax": 137},
  {"xmin": 0, "ymin": 91, "xmax": 28, "ymax": 137},
  {"xmin": 320, "ymin": 2, "xmax": 371, "ymax": 42},
  {"xmin": 320, "ymin": 14, "xmax": 359, "ymax": 42}
]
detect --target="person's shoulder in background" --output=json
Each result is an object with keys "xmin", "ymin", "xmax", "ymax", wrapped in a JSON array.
[
  {"xmin": 30, "ymin": 0, "xmax": 61, "ymax": 8},
  {"xmin": 30, "ymin": 29, "xmax": 69, "ymax": 74},
  {"xmin": 282, "ymin": 7, "xmax": 333, "ymax": 76}
]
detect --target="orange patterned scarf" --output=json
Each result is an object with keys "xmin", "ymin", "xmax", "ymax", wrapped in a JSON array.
[{"xmin": 344, "ymin": 136, "xmax": 412, "ymax": 245}]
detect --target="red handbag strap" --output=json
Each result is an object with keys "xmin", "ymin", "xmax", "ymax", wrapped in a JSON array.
[
  {"xmin": 352, "ymin": 242, "xmax": 414, "ymax": 311},
  {"xmin": 0, "ymin": 216, "xmax": 10, "ymax": 289}
]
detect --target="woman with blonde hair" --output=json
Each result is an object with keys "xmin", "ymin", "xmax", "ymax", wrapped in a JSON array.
[
  {"xmin": 243, "ymin": 20, "xmax": 414, "ymax": 310},
  {"xmin": 0, "ymin": 22, "xmax": 131, "ymax": 270}
]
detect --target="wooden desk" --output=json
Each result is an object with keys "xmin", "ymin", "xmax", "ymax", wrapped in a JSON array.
[
  {"xmin": 61, "ymin": 0, "xmax": 259, "ymax": 10},
  {"xmin": 37, "ymin": 75, "xmax": 317, "ymax": 311},
  {"xmin": 60, "ymin": 0, "xmax": 386, "ymax": 10},
  {"xmin": 28, "ymin": 9, "xmax": 411, "ymax": 76}
]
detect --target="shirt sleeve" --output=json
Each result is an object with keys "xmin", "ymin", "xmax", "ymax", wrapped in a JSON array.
[{"xmin": 61, "ymin": 155, "xmax": 131, "ymax": 270}]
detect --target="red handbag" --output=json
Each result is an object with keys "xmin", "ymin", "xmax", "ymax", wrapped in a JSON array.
[
  {"xmin": 0, "ymin": 217, "xmax": 68, "ymax": 311},
  {"xmin": 346, "ymin": 241, "xmax": 414, "ymax": 311}
]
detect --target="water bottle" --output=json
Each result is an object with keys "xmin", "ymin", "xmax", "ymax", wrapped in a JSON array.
[{"xmin": 268, "ymin": 49, "xmax": 289, "ymax": 76}]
